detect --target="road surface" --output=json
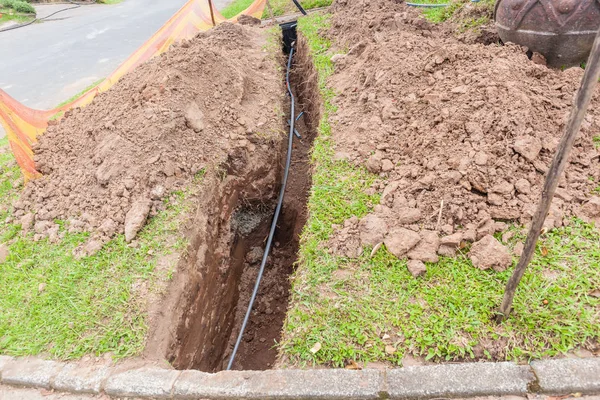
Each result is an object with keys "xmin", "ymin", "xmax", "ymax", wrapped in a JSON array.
[{"xmin": 0, "ymin": 0, "xmax": 232, "ymax": 110}]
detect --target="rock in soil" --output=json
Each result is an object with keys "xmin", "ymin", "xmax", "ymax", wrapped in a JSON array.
[
  {"xmin": 19, "ymin": 24, "xmax": 282, "ymax": 244},
  {"xmin": 469, "ymin": 235, "xmax": 512, "ymax": 272}
]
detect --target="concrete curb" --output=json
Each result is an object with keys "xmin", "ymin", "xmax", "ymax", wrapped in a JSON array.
[{"xmin": 0, "ymin": 356, "xmax": 598, "ymax": 399}]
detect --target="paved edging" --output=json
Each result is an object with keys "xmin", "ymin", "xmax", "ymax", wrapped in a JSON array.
[{"xmin": 0, "ymin": 355, "xmax": 598, "ymax": 399}]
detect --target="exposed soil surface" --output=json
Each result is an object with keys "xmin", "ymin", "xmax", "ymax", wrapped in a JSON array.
[
  {"xmin": 18, "ymin": 23, "xmax": 284, "ymax": 252},
  {"xmin": 324, "ymin": 0, "xmax": 600, "ymax": 268}
]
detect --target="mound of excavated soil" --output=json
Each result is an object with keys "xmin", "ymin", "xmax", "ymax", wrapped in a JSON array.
[
  {"xmin": 14, "ymin": 23, "xmax": 283, "ymax": 252},
  {"xmin": 325, "ymin": 0, "xmax": 600, "ymax": 270}
]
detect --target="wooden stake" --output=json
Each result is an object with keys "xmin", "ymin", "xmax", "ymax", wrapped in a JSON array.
[
  {"xmin": 266, "ymin": 0, "xmax": 276, "ymax": 24},
  {"xmin": 496, "ymin": 27, "xmax": 600, "ymax": 321},
  {"xmin": 207, "ymin": 0, "xmax": 216, "ymax": 26}
]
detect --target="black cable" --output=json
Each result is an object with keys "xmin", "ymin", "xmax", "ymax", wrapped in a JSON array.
[
  {"xmin": 0, "ymin": 0, "xmax": 82, "ymax": 33},
  {"xmin": 291, "ymin": 0, "xmax": 307, "ymax": 15},
  {"xmin": 227, "ymin": 42, "xmax": 297, "ymax": 371}
]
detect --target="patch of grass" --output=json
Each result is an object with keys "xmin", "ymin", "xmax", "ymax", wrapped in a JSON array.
[
  {"xmin": 280, "ymin": 12, "xmax": 600, "ymax": 368},
  {"xmin": 415, "ymin": 0, "xmax": 494, "ymax": 27},
  {"xmin": 220, "ymin": 0, "xmax": 254, "ymax": 19},
  {"xmin": 219, "ymin": 0, "xmax": 332, "ymax": 19},
  {"xmin": 96, "ymin": 0, "xmax": 125, "ymax": 4},
  {"xmin": 50, "ymin": 79, "xmax": 104, "ymax": 121},
  {"xmin": 0, "ymin": 6, "xmax": 34, "ymax": 25},
  {"xmin": 594, "ymin": 136, "xmax": 600, "ymax": 148},
  {"xmin": 0, "ymin": 138, "xmax": 194, "ymax": 359}
]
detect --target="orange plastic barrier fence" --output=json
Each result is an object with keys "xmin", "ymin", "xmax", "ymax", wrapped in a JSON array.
[{"xmin": 0, "ymin": 0, "xmax": 266, "ymax": 180}]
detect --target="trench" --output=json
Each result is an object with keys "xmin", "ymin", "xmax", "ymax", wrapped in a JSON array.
[{"xmin": 157, "ymin": 24, "xmax": 320, "ymax": 372}]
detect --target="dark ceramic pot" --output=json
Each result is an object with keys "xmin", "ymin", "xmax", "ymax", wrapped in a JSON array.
[{"xmin": 495, "ymin": 0, "xmax": 600, "ymax": 67}]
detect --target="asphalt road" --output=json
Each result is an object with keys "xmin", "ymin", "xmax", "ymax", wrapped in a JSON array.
[{"xmin": 0, "ymin": 0, "xmax": 232, "ymax": 111}]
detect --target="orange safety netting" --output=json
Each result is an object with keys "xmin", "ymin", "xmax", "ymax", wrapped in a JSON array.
[{"xmin": 0, "ymin": 0, "xmax": 266, "ymax": 180}]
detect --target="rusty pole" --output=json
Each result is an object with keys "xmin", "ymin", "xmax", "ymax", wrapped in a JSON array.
[
  {"xmin": 207, "ymin": 0, "xmax": 216, "ymax": 26},
  {"xmin": 496, "ymin": 27, "xmax": 600, "ymax": 321}
]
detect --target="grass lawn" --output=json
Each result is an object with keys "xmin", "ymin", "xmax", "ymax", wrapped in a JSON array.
[
  {"xmin": 278, "ymin": 12, "xmax": 600, "ymax": 368},
  {"xmin": 96, "ymin": 0, "xmax": 125, "ymax": 4},
  {"xmin": 220, "ymin": 0, "xmax": 332, "ymax": 19},
  {"xmin": 413, "ymin": 0, "xmax": 494, "ymax": 28},
  {"xmin": 50, "ymin": 79, "xmax": 105, "ymax": 121},
  {"xmin": 0, "ymin": 7, "xmax": 34, "ymax": 26},
  {"xmin": 0, "ymin": 136, "xmax": 195, "ymax": 359}
]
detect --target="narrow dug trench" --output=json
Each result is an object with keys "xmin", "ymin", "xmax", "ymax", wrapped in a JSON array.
[{"xmin": 151, "ymin": 25, "xmax": 321, "ymax": 372}]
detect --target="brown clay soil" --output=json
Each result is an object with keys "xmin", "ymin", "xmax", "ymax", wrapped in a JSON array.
[
  {"xmin": 323, "ymin": 0, "xmax": 600, "ymax": 268},
  {"xmin": 17, "ymin": 23, "xmax": 283, "ymax": 252}
]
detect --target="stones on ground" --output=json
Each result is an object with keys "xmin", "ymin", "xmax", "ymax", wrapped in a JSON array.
[
  {"xmin": 469, "ymin": 235, "xmax": 512, "ymax": 272},
  {"xmin": 407, "ymin": 230, "xmax": 439, "ymax": 263},
  {"xmin": 0, "ymin": 243, "xmax": 9, "ymax": 263},
  {"xmin": 359, "ymin": 214, "xmax": 388, "ymax": 247},
  {"xmin": 513, "ymin": 135, "xmax": 542, "ymax": 162},
  {"xmin": 184, "ymin": 101, "xmax": 205, "ymax": 133},
  {"xmin": 407, "ymin": 259, "xmax": 427, "ymax": 278},
  {"xmin": 384, "ymin": 228, "xmax": 421, "ymax": 258},
  {"xmin": 124, "ymin": 199, "xmax": 151, "ymax": 242}
]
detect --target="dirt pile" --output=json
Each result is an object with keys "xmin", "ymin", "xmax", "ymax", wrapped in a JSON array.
[
  {"xmin": 14, "ymin": 23, "xmax": 283, "ymax": 252},
  {"xmin": 325, "ymin": 0, "xmax": 600, "ymax": 270}
]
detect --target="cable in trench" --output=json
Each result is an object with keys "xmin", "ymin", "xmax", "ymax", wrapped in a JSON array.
[{"xmin": 226, "ymin": 39, "xmax": 299, "ymax": 370}]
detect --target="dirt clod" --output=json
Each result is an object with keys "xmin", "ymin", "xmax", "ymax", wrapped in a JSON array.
[
  {"xmin": 0, "ymin": 243, "xmax": 8, "ymax": 263},
  {"xmin": 384, "ymin": 228, "xmax": 421, "ymax": 258},
  {"xmin": 124, "ymin": 199, "xmax": 151, "ymax": 242},
  {"xmin": 469, "ymin": 235, "xmax": 512, "ymax": 272},
  {"xmin": 407, "ymin": 230, "xmax": 439, "ymax": 263},
  {"xmin": 407, "ymin": 259, "xmax": 427, "ymax": 278}
]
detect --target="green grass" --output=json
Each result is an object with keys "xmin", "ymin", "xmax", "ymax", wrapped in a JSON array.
[
  {"xmin": 50, "ymin": 79, "xmax": 104, "ymax": 120},
  {"xmin": 0, "ymin": 137, "xmax": 194, "ymax": 359},
  {"xmin": 414, "ymin": 0, "xmax": 494, "ymax": 28},
  {"xmin": 96, "ymin": 0, "xmax": 125, "ymax": 4},
  {"xmin": 279, "ymin": 12, "xmax": 600, "ymax": 368},
  {"xmin": 0, "ymin": 6, "xmax": 34, "ymax": 25},
  {"xmin": 219, "ymin": 0, "xmax": 332, "ymax": 19}
]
